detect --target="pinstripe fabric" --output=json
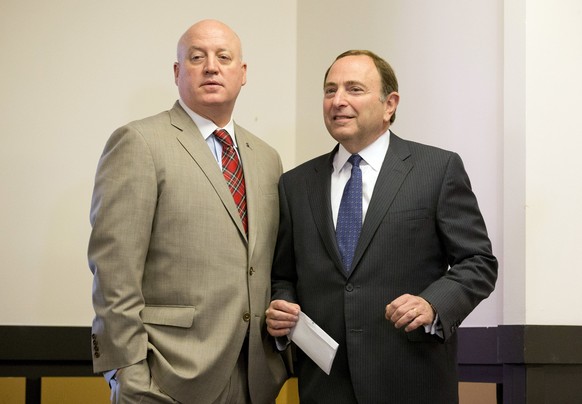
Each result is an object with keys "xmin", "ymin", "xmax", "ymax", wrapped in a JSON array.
[{"xmin": 272, "ymin": 132, "xmax": 497, "ymax": 404}]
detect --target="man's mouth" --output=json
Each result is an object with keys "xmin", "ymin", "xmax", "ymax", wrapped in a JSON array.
[{"xmin": 202, "ymin": 80, "xmax": 222, "ymax": 87}]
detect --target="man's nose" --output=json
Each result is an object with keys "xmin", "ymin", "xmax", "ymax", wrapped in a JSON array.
[
  {"xmin": 332, "ymin": 89, "xmax": 347, "ymax": 107},
  {"xmin": 204, "ymin": 57, "xmax": 218, "ymax": 74}
]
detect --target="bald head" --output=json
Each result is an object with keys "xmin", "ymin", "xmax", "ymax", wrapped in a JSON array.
[{"xmin": 177, "ymin": 20, "xmax": 243, "ymax": 63}]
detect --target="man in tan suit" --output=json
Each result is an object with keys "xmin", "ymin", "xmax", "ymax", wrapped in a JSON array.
[{"xmin": 88, "ymin": 20, "xmax": 287, "ymax": 403}]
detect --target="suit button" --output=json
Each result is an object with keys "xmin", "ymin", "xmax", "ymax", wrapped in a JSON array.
[
  {"xmin": 345, "ymin": 284, "xmax": 354, "ymax": 292},
  {"xmin": 249, "ymin": 267, "xmax": 255, "ymax": 276},
  {"xmin": 242, "ymin": 312, "xmax": 251, "ymax": 322},
  {"xmin": 94, "ymin": 352, "xmax": 101, "ymax": 358}
]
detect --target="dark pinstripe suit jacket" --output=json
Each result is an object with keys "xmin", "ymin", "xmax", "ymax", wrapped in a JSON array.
[{"xmin": 271, "ymin": 132, "xmax": 497, "ymax": 403}]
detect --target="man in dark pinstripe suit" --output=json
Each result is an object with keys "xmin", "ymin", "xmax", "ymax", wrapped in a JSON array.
[{"xmin": 265, "ymin": 50, "xmax": 497, "ymax": 403}]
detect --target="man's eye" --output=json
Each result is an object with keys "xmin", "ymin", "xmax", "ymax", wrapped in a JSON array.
[
  {"xmin": 190, "ymin": 55, "xmax": 204, "ymax": 62},
  {"xmin": 324, "ymin": 88, "xmax": 336, "ymax": 96},
  {"xmin": 349, "ymin": 87, "xmax": 363, "ymax": 93}
]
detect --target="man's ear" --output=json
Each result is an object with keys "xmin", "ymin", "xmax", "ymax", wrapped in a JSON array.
[
  {"xmin": 173, "ymin": 62, "xmax": 180, "ymax": 85},
  {"xmin": 384, "ymin": 91, "xmax": 400, "ymax": 122}
]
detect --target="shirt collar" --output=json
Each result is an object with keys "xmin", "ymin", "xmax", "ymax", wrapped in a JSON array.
[
  {"xmin": 333, "ymin": 130, "xmax": 391, "ymax": 173},
  {"xmin": 178, "ymin": 99, "xmax": 237, "ymax": 146}
]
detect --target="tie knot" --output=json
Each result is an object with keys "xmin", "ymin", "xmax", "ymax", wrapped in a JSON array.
[
  {"xmin": 348, "ymin": 154, "xmax": 362, "ymax": 167},
  {"xmin": 214, "ymin": 129, "xmax": 233, "ymax": 147}
]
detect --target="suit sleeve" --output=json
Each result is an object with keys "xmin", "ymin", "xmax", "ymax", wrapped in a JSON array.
[
  {"xmin": 88, "ymin": 125, "xmax": 156, "ymax": 372},
  {"xmin": 271, "ymin": 175, "xmax": 299, "ymax": 304},
  {"xmin": 419, "ymin": 153, "xmax": 498, "ymax": 341}
]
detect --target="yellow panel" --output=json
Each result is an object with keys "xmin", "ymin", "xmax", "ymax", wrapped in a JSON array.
[
  {"xmin": 276, "ymin": 377, "xmax": 299, "ymax": 404},
  {"xmin": 459, "ymin": 382, "xmax": 497, "ymax": 404},
  {"xmin": 30, "ymin": 377, "xmax": 494, "ymax": 404},
  {"xmin": 40, "ymin": 376, "xmax": 300, "ymax": 404},
  {"xmin": 41, "ymin": 377, "xmax": 109, "ymax": 404},
  {"xmin": 0, "ymin": 378, "xmax": 26, "ymax": 404}
]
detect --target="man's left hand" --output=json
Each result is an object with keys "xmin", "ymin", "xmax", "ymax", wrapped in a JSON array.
[{"xmin": 385, "ymin": 294, "xmax": 435, "ymax": 332}]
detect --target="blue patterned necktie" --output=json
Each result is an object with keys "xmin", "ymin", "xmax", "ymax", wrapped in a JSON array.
[{"xmin": 336, "ymin": 154, "xmax": 363, "ymax": 271}]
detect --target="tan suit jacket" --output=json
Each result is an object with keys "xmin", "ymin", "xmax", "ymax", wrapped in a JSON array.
[{"xmin": 88, "ymin": 101, "xmax": 287, "ymax": 403}]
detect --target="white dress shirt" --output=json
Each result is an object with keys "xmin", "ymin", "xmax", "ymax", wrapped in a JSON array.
[
  {"xmin": 178, "ymin": 99, "xmax": 240, "ymax": 168},
  {"xmin": 331, "ymin": 131, "xmax": 389, "ymax": 228}
]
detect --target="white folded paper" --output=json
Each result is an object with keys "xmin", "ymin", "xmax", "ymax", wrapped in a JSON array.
[{"xmin": 289, "ymin": 311, "xmax": 339, "ymax": 375}]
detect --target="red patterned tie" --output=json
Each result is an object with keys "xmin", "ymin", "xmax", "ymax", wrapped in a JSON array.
[{"xmin": 214, "ymin": 129, "xmax": 248, "ymax": 235}]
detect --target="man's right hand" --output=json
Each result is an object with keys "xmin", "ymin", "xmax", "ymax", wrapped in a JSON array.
[{"xmin": 265, "ymin": 299, "xmax": 300, "ymax": 337}]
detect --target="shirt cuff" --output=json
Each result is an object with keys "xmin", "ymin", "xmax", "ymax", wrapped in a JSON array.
[
  {"xmin": 103, "ymin": 369, "xmax": 117, "ymax": 387},
  {"xmin": 275, "ymin": 335, "xmax": 291, "ymax": 351},
  {"xmin": 423, "ymin": 313, "xmax": 444, "ymax": 338}
]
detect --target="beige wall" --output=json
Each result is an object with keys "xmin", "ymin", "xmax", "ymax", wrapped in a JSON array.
[
  {"xmin": 0, "ymin": 0, "xmax": 297, "ymax": 326},
  {"xmin": 503, "ymin": 0, "xmax": 582, "ymax": 326},
  {"xmin": 3, "ymin": 0, "xmax": 580, "ymax": 329},
  {"xmin": 523, "ymin": 0, "xmax": 582, "ymax": 325}
]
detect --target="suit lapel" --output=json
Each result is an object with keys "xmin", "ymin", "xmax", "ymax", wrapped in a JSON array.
[
  {"xmin": 350, "ymin": 134, "xmax": 413, "ymax": 274},
  {"xmin": 306, "ymin": 146, "xmax": 346, "ymax": 274},
  {"xmin": 171, "ymin": 102, "xmax": 247, "ymax": 242}
]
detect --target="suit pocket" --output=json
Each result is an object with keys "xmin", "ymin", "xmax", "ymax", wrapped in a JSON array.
[
  {"xmin": 387, "ymin": 208, "xmax": 432, "ymax": 222},
  {"xmin": 140, "ymin": 305, "xmax": 196, "ymax": 328}
]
